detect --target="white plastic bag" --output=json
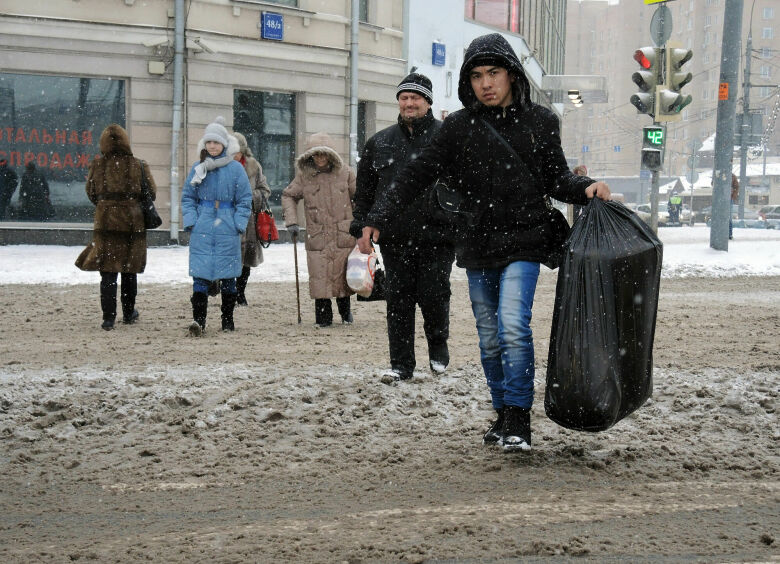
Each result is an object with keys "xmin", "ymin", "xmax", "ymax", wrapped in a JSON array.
[{"xmin": 346, "ymin": 244, "xmax": 377, "ymax": 298}]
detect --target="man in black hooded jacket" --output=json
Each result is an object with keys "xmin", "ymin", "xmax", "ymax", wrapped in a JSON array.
[
  {"xmin": 351, "ymin": 73, "xmax": 454, "ymax": 381},
  {"xmin": 358, "ymin": 34, "xmax": 611, "ymax": 452}
]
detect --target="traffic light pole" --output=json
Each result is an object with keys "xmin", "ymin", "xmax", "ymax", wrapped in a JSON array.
[
  {"xmin": 650, "ymin": 168, "xmax": 660, "ymax": 233},
  {"xmin": 738, "ymin": 30, "xmax": 751, "ymax": 220},
  {"xmin": 711, "ymin": 0, "xmax": 744, "ymax": 251}
]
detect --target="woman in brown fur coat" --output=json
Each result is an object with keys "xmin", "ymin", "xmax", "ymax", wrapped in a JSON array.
[{"xmin": 75, "ymin": 124, "xmax": 157, "ymax": 330}]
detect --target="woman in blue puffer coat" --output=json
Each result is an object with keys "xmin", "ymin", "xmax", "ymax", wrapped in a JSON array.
[{"xmin": 181, "ymin": 117, "xmax": 252, "ymax": 335}]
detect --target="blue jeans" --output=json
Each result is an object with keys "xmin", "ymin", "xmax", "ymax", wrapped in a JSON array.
[
  {"xmin": 193, "ymin": 277, "xmax": 236, "ymax": 294},
  {"xmin": 467, "ymin": 261, "xmax": 540, "ymax": 410}
]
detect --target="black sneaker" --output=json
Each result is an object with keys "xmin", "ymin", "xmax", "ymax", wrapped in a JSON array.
[
  {"xmin": 502, "ymin": 405, "xmax": 531, "ymax": 452},
  {"xmin": 381, "ymin": 368, "xmax": 412, "ymax": 381},
  {"xmin": 482, "ymin": 407, "xmax": 505, "ymax": 445},
  {"xmin": 101, "ymin": 319, "xmax": 114, "ymax": 331},
  {"xmin": 341, "ymin": 312, "xmax": 353, "ymax": 325}
]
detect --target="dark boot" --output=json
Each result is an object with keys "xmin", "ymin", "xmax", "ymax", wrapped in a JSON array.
[
  {"xmin": 100, "ymin": 272, "xmax": 117, "ymax": 330},
  {"xmin": 189, "ymin": 292, "xmax": 208, "ymax": 336},
  {"xmin": 428, "ymin": 342, "xmax": 449, "ymax": 374},
  {"xmin": 336, "ymin": 296, "xmax": 352, "ymax": 324},
  {"xmin": 221, "ymin": 292, "xmax": 237, "ymax": 332},
  {"xmin": 482, "ymin": 407, "xmax": 505, "ymax": 445},
  {"xmin": 502, "ymin": 405, "xmax": 531, "ymax": 453},
  {"xmin": 236, "ymin": 266, "xmax": 250, "ymax": 306},
  {"xmin": 314, "ymin": 299, "xmax": 333, "ymax": 327},
  {"xmin": 120, "ymin": 273, "xmax": 138, "ymax": 324}
]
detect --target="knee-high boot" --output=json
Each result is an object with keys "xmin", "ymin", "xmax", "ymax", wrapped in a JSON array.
[
  {"xmin": 100, "ymin": 272, "xmax": 117, "ymax": 330},
  {"xmin": 120, "ymin": 273, "xmax": 138, "ymax": 324},
  {"xmin": 189, "ymin": 292, "xmax": 208, "ymax": 336},
  {"xmin": 221, "ymin": 292, "xmax": 237, "ymax": 332},
  {"xmin": 236, "ymin": 266, "xmax": 250, "ymax": 306}
]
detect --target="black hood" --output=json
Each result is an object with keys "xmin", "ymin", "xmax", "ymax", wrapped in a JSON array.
[{"xmin": 458, "ymin": 33, "xmax": 531, "ymax": 110}]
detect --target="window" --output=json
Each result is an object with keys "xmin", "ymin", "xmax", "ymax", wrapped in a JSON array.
[
  {"xmin": 762, "ymin": 27, "xmax": 774, "ymax": 39},
  {"xmin": 761, "ymin": 47, "xmax": 772, "ymax": 58},
  {"xmin": 761, "ymin": 65, "xmax": 771, "ymax": 78},
  {"xmin": 763, "ymin": 7, "xmax": 774, "ymax": 20},
  {"xmin": 233, "ymin": 90, "xmax": 296, "ymax": 206},
  {"xmin": 0, "ymin": 72, "xmax": 125, "ymax": 223},
  {"xmin": 359, "ymin": 0, "xmax": 368, "ymax": 23}
]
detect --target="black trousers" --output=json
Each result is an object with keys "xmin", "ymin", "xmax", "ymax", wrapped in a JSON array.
[
  {"xmin": 314, "ymin": 297, "xmax": 351, "ymax": 325},
  {"xmin": 381, "ymin": 242, "xmax": 455, "ymax": 374},
  {"xmin": 100, "ymin": 272, "xmax": 137, "ymax": 321}
]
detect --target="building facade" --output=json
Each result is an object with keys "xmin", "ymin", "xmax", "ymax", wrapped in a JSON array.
[
  {"xmin": 561, "ymin": 0, "xmax": 780, "ymax": 206},
  {"xmin": 0, "ymin": 0, "xmax": 571, "ymax": 241},
  {"xmin": 0, "ymin": 0, "xmax": 405, "ymax": 236},
  {"xmin": 406, "ymin": 0, "xmax": 567, "ymax": 119}
]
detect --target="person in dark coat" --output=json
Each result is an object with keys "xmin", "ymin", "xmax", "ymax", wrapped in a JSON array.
[
  {"xmin": 350, "ymin": 72, "xmax": 455, "ymax": 381},
  {"xmin": 358, "ymin": 33, "xmax": 611, "ymax": 452},
  {"xmin": 75, "ymin": 124, "xmax": 157, "ymax": 330},
  {"xmin": 0, "ymin": 160, "xmax": 18, "ymax": 220},
  {"xmin": 19, "ymin": 162, "xmax": 53, "ymax": 221}
]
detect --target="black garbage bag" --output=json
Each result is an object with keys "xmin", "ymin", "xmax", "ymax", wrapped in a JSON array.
[{"xmin": 544, "ymin": 198, "xmax": 663, "ymax": 432}]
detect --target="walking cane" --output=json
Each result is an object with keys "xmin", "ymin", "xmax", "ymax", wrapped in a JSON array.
[{"xmin": 292, "ymin": 232, "xmax": 302, "ymax": 324}]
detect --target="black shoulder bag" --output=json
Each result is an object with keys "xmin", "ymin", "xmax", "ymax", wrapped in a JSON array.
[{"xmin": 139, "ymin": 159, "xmax": 162, "ymax": 230}]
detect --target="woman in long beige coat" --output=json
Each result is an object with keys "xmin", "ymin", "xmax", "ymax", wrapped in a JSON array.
[
  {"xmin": 282, "ymin": 133, "xmax": 356, "ymax": 327},
  {"xmin": 75, "ymin": 124, "xmax": 157, "ymax": 330},
  {"xmin": 233, "ymin": 132, "xmax": 271, "ymax": 306}
]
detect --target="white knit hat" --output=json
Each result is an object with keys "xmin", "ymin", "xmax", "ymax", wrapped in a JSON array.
[{"xmin": 202, "ymin": 116, "xmax": 229, "ymax": 148}]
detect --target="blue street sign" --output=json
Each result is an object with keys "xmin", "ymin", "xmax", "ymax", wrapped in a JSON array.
[
  {"xmin": 432, "ymin": 42, "xmax": 446, "ymax": 66},
  {"xmin": 262, "ymin": 12, "xmax": 284, "ymax": 41},
  {"xmin": 582, "ymin": 145, "xmax": 589, "ymax": 153}
]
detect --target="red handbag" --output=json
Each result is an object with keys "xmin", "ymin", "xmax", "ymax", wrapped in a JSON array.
[{"xmin": 255, "ymin": 199, "xmax": 279, "ymax": 248}]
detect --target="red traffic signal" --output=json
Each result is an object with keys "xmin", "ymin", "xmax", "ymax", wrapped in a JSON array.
[{"xmin": 633, "ymin": 48, "xmax": 656, "ymax": 70}]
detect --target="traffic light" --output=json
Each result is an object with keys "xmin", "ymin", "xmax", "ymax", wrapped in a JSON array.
[
  {"xmin": 641, "ymin": 125, "xmax": 664, "ymax": 171},
  {"xmin": 656, "ymin": 45, "xmax": 693, "ymax": 122},
  {"xmin": 630, "ymin": 47, "xmax": 662, "ymax": 116}
]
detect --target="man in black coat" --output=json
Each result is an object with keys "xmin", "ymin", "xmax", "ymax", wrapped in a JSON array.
[
  {"xmin": 358, "ymin": 34, "xmax": 611, "ymax": 452},
  {"xmin": 0, "ymin": 160, "xmax": 19, "ymax": 220},
  {"xmin": 350, "ymin": 72, "xmax": 455, "ymax": 381}
]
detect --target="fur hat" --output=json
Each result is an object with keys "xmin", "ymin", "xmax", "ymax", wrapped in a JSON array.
[
  {"xmin": 396, "ymin": 72, "xmax": 433, "ymax": 105},
  {"xmin": 233, "ymin": 132, "xmax": 253, "ymax": 158},
  {"xmin": 202, "ymin": 116, "xmax": 229, "ymax": 148}
]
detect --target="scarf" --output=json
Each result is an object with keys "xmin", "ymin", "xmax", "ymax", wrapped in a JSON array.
[{"xmin": 191, "ymin": 153, "xmax": 233, "ymax": 185}]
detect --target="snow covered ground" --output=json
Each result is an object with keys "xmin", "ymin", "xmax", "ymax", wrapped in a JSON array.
[{"xmin": 0, "ymin": 224, "xmax": 778, "ymax": 285}]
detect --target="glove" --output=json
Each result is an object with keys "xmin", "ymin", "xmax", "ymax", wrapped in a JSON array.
[{"xmin": 287, "ymin": 224, "xmax": 300, "ymax": 236}]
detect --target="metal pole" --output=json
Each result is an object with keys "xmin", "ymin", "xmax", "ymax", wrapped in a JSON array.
[
  {"xmin": 650, "ymin": 170, "xmax": 660, "ymax": 233},
  {"xmin": 738, "ymin": 29, "xmax": 751, "ymax": 220},
  {"xmin": 168, "ymin": 0, "xmax": 185, "ymax": 243},
  {"xmin": 711, "ymin": 0, "xmax": 744, "ymax": 251},
  {"xmin": 348, "ymin": 0, "xmax": 359, "ymax": 168}
]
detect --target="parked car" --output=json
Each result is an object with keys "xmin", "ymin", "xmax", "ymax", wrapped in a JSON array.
[
  {"xmin": 626, "ymin": 202, "xmax": 651, "ymax": 224},
  {"xmin": 635, "ymin": 202, "xmax": 691, "ymax": 226},
  {"xmin": 705, "ymin": 205, "xmax": 760, "ymax": 224},
  {"xmin": 758, "ymin": 204, "xmax": 780, "ymax": 221}
]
